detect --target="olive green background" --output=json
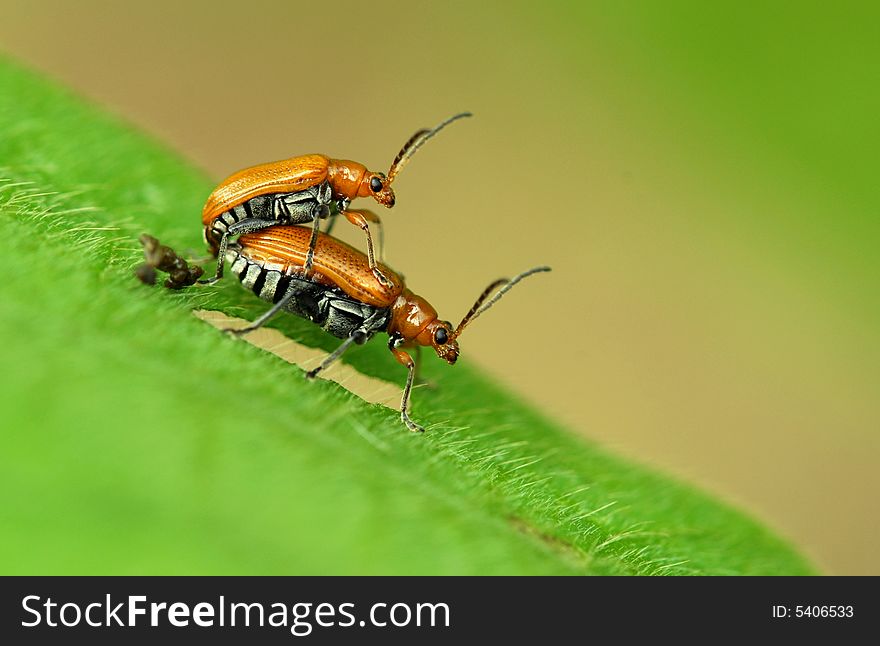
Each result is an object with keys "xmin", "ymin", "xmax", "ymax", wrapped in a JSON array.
[{"xmin": 1, "ymin": 1, "xmax": 876, "ymax": 574}]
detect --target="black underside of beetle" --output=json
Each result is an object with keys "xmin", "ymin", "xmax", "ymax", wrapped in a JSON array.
[
  {"xmin": 207, "ymin": 182, "xmax": 332, "ymax": 250},
  {"xmin": 277, "ymin": 275, "xmax": 390, "ymax": 341}
]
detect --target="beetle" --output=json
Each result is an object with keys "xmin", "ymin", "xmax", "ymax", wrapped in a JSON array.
[
  {"xmin": 225, "ymin": 225, "xmax": 550, "ymax": 432},
  {"xmin": 200, "ymin": 112, "xmax": 472, "ymax": 288}
]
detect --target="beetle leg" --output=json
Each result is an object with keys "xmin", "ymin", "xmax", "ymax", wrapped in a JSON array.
[
  {"xmin": 305, "ymin": 332, "xmax": 363, "ymax": 379},
  {"xmin": 303, "ymin": 213, "xmax": 322, "ymax": 278},
  {"xmin": 389, "ymin": 343, "xmax": 425, "ymax": 433},
  {"xmin": 354, "ymin": 209, "xmax": 386, "ymax": 264},
  {"xmin": 200, "ymin": 231, "xmax": 231, "ymax": 285},
  {"xmin": 198, "ymin": 219, "xmax": 276, "ymax": 284},
  {"xmin": 224, "ymin": 289, "xmax": 297, "ymax": 336},
  {"xmin": 344, "ymin": 209, "xmax": 394, "ymax": 289}
]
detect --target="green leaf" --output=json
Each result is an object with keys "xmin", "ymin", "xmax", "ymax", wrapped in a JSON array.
[{"xmin": 0, "ymin": 57, "xmax": 814, "ymax": 575}]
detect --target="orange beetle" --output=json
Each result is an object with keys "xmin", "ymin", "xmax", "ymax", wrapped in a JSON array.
[
  {"xmin": 200, "ymin": 113, "xmax": 472, "ymax": 287},
  {"xmin": 226, "ymin": 225, "xmax": 550, "ymax": 432}
]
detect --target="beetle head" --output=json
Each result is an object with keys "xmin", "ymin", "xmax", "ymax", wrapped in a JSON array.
[
  {"xmin": 418, "ymin": 319, "xmax": 459, "ymax": 365},
  {"xmin": 361, "ymin": 172, "xmax": 395, "ymax": 208},
  {"xmin": 392, "ymin": 267, "xmax": 550, "ymax": 369}
]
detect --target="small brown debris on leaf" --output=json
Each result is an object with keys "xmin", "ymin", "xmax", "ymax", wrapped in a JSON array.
[{"xmin": 135, "ymin": 233, "xmax": 204, "ymax": 289}]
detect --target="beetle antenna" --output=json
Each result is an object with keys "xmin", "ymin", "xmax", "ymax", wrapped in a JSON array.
[
  {"xmin": 451, "ymin": 266, "xmax": 551, "ymax": 340},
  {"xmin": 387, "ymin": 112, "xmax": 472, "ymax": 184}
]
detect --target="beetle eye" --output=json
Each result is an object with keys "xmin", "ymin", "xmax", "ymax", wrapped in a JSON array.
[
  {"xmin": 434, "ymin": 327, "xmax": 449, "ymax": 345},
  {"xmin": 370, "ymin": 177, "xmax": 383, "ymax": 193}
]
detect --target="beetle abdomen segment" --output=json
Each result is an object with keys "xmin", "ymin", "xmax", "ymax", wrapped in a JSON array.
[{"xmin": 205, "ymin": 194, "xmax": 273, "ymax": 251}]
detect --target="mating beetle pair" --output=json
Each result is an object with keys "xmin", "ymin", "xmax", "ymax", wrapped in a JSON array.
[{"xmin": 140, "ymin": 114, "xmax": 550, "ymax": 432}]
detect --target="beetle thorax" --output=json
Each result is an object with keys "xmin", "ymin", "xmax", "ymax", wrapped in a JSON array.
[
  {"xmin": 326, "ymin": 159, "xmax": 368, "ymax": 201},
  {"xmin": 388, "ymin": 289, "xmax": 437, "ymax": 342}
]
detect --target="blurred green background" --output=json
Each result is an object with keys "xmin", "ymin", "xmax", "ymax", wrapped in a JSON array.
[{"xmin": 1, "ymin": 1, "xmax": 876, "ymax": 574}]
